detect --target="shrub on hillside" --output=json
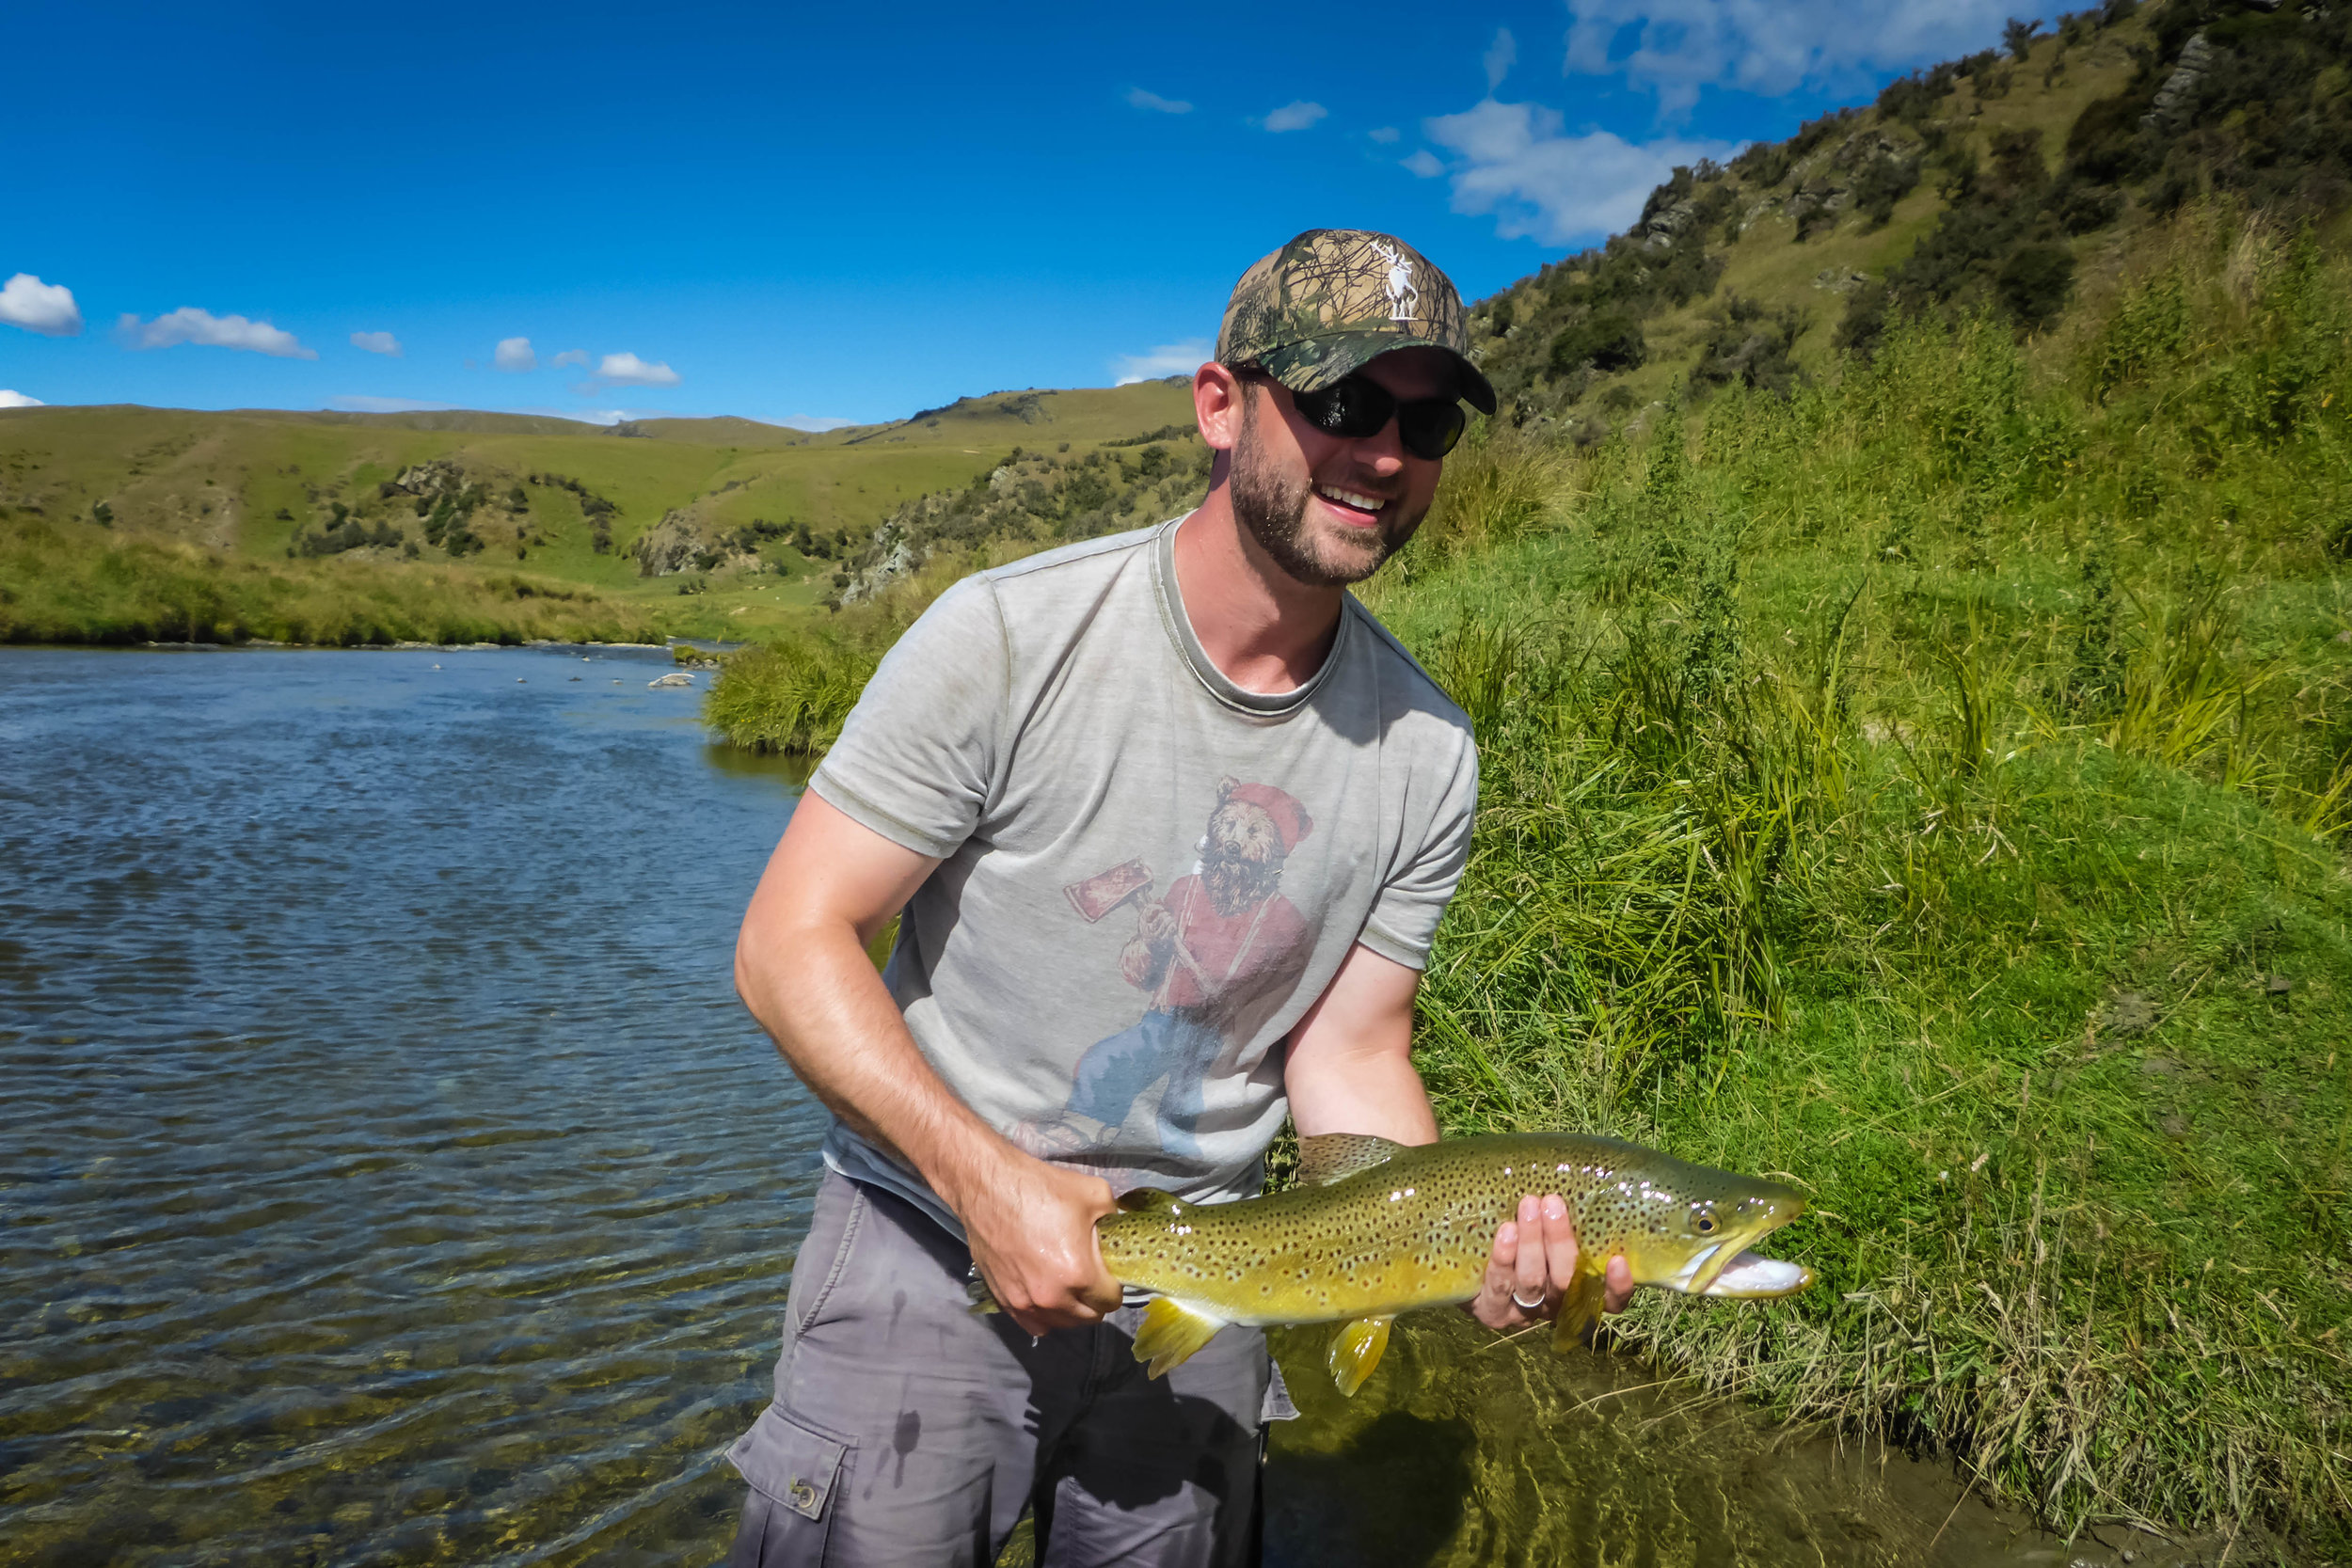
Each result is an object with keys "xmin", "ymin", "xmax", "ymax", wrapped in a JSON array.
[
  {"xmin": 1691, "ymin": 295, "xmax": 1808, "ymax": 395},
  {"xmin": 1549, "ymin": 309, "xmax": 1647, "ymax": 376},
  {"xmin": 1995, "ymin": 242, "xmax": 2076, "ymax": 328}
]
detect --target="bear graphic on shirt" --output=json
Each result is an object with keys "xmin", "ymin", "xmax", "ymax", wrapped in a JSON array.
[
  {"xmin": 1120, "ymin": 779, "xmax": 1311, "ymax": 1028},
  {"xmin": 1024, "ymin": 779, "xmax": 1316, "ymax": 1172}
]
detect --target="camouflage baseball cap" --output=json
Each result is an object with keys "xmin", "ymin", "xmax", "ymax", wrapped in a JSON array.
[{"xmin": 1216, "ymin": 229, "xmax": 1496, "ymax": 417}]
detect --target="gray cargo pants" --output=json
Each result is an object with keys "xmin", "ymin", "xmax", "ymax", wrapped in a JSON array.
[{"xmin": 726, "ymin": 1171, "xmax": 1270, "ymax": 1567}]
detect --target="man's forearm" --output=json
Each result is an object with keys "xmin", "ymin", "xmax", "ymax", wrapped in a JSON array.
[{"xmin": 736, "ymin": 914, "xmax": 1009, "ymax": 1214}]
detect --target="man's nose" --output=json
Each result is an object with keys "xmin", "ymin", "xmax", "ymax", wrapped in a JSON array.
[{"xmin": 1354, "ymin": 417, "xmax": 1407, "ymax": 476}]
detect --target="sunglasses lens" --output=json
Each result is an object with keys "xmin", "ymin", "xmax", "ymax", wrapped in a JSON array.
[
  {"xmin": 1298, "ymin": 378, "xmax": 1392, "ymax": 438},
  {"xmin": 1398, "ymin": 399, "xmax": 1467, "ymax": 460},
  {"xmin": 1292, "ymin": 376, "xmax": 1464, "ymax": 457}
]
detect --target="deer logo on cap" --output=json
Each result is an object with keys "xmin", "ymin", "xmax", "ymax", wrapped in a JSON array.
[{"xmin": 1373, "ymin": 239, "xmax": 1420, "ymax": 323}]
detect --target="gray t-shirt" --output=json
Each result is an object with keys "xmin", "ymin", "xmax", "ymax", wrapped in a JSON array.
[{"xmin": 810, "ymin": 515, "xmax": 1477, "ymax": 1234}]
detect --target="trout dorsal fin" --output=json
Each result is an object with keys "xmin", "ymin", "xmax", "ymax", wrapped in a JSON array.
[{"xmin": 1295, "ymin": 1133, "xmax": 1406, "ymax": 1187}]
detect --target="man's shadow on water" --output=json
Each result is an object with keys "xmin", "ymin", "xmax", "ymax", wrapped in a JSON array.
[{"xmin": 1262, "ymin": 1410, "xmax": 1476, "ymax": 1568}]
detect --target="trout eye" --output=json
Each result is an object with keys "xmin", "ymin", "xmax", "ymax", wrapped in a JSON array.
[{"xmin": 1695, "ymin": 1214, "xmax": 1717, "ymax": 1235}]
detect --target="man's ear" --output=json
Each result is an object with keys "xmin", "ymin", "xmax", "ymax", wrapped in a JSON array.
[{"xmin": 1194, "ymin": 363, "xmax": 1247, "ymax": 453}]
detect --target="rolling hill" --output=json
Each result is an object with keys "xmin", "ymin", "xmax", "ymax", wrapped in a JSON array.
[{"xmin": 0, "ymin": 382, "xmax": 1196, "ymax": 644}]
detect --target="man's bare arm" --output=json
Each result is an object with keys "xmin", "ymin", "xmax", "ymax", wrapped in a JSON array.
[
  {"xmin": 735, "ymin": 790, "xmax": 1120, "ymax": 1334},
  {"xmin": 1283, "ymin": 942, "xmax": 1631, "ymax": 1326}
]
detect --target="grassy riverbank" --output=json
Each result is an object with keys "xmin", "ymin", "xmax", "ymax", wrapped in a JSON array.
[
  {"xmin": 0, "ymin": 524, "xmax": 668, "ymax": 645},
  {"xmin": 1370, "ymin": 209, "xmax": 2352, "ymax": 1544},
  {"xmin": 713, "ymin": 206, "xmax": 2352, "ymax": 1545}
]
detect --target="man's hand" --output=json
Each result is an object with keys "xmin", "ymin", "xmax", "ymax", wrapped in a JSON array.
[
  {"xmin": 953, "ymin": 1149, "xmax": 1123, "ymax": 1338},
  {"xmin": 1464, "ymin": 1193, "xmax": 1635, "ymax": 1331}
]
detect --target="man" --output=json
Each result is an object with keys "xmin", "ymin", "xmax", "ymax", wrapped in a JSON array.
[{"xmin": 725, "ymin": 230, "xmax": 1631, "ymax": 1567}]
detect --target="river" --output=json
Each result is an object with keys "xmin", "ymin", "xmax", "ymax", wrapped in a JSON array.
[{"xmin": 1, "ymin": 646, "xmax": 2181, "ymax": 1567}]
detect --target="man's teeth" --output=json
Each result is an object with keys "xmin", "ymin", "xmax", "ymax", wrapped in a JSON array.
[{"xmin": 1316, "ymin": 485, "xmax": 1385, "ymax": 512}]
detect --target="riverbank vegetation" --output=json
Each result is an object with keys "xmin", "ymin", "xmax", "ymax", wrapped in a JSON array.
[
  {"xmin": 0, "ymin": 523, "xmax": 667, "ymax": 645},
  {"xmin": 1373, "ymin": 205, "xmax": 2352, "ymax": 1545}
]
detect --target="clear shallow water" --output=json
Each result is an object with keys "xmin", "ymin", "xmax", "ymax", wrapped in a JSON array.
[
  {"xmin": 0, "ymin": 646, "xmax": 2219, "ymax": 1568},
  {"xmin": 1, "ymin": 646, "xmax": 820, "ymax": 1566}
]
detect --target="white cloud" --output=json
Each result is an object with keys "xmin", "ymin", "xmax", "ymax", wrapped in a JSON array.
[
  {"xmin": 1367, "ymin": 126, "xmax": 1400, "ymax": 144},
  {"xmin": 118, "ymin": 308, "xmax": 316, "ymax": 358},
  {"xmin": 1402, "ymin": 149, "xmax": 1445, "ymax": 178},
  {"xmin": 770, "ymin": 414, "xmax": 856, "ymax": 432},
  {"xmin": 494, "ymin": 336, "xmax": 536, "ymax": 372},
  {"xmin": 549, "ymin": 348, "xmax": 589, "ymax": 369},
  {"xmin": 327, "ymin": 395, "xmax": 457, "ymax": 413},
  {"xmin": 1262, "ymin": 101, "xmax": 1327, "ymax": 134},
  {"xmin": 1422, "ymin": 99, "xmax": 1736, "ymax": 245},
  {"xmin": 1111, "ymin": 338, "xmax": 1213, "ymax": 387},
  {"xmin": 564, "ymin": 406, "xmax": 675, "ymax": 426},
  {"xmin": 0, "ymin": 274, "xmax": 83, "ymax": 336},
  {"xmin": 1484, "ymin": 27, "xmax": 1518, "ymax": 93},
  {"xmin": 1127, "ymin": 87, "xmax": 1193, "ymax": 114},
  {"xmin": 594, "ymin": 351, "xmax": 680, "ymax": 388},
  {"xmin": 350, "ymin": 330, "xmax": 401, "ymax": 356},
  {"xmin": 0, "ymin": 388, "xmax": 45, "ymax": 408},
  {"xmin": 1564, "ymin": 0, "xmax": 2014, "ymax": 114}
]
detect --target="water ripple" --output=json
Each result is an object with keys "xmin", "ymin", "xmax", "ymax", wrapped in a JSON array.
[{"xmin": 1, "ymin": 647, "xmax": 818, "ymax": 1566}]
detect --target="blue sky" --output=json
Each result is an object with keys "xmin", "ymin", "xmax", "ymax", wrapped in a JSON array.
[{"xmin": 2, "ymin": 0, "xmax": 2019, "ymax": 428}]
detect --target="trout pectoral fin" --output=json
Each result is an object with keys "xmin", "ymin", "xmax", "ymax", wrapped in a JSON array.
[
  {"xmin": 1132, "ymin": 1297, "xmax": 1226, "ymax": 1380},
  {"xmin": 1327, "ymin": 1315, "xmax": 1394, "ymax": 1399},
  {"xmin": 1552, "ymin": 1270, "xmax": 1606, "ymax": 1353}
]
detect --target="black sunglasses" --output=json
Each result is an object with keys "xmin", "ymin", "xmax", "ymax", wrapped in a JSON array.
[{"xmin": 1259, "ymin": 371, "xmax": 1469, "ymax": 461}]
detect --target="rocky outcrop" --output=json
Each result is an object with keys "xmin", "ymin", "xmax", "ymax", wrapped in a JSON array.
[
  {"xmin": 834, "ymin": 527, "xmax": 917, "ymax": 606},
  {"xmin": 1641, "ymin": 200, "xmax": 1696, "ymax": 251},
  {"xmin": 631, "ymin": 510, "xmax": 706, "ymax": 577},
  {"xmin": 2143, "ymin": 33, "xmax": 2214, "ymax": 131},
  {"xmin": 386, "ymin": 460, "xmax": 465, "ymax": 498}
]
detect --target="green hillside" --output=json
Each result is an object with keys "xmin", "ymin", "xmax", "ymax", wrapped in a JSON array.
[
  {"xmin": 1466, "ymin": 0, "xmax": 2352, "ymax": 429},
  {"xmin": 0, "ymin": 381, "xmax": 1196, "ymax": 644}
]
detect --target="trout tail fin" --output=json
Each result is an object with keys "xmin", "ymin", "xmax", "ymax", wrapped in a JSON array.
[{"xmin": 1132, "ymin": 1297, "xmax": 1227, "ymax": 1379}]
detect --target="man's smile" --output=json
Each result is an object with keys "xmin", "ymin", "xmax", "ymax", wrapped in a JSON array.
[{"xmin": 1312, "ymin": 482, "xmax": 1392, "ymax": 525}]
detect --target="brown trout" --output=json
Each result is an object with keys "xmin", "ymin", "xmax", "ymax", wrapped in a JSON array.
[{"xmin": 979, "ymin": 1132, "xmax": 1812, "ymax": 1396}]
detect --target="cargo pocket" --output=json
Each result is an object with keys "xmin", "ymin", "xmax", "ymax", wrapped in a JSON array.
[{"xmin": 728, "ymin": 1402, "xmax": 852, "ymax": 1553}]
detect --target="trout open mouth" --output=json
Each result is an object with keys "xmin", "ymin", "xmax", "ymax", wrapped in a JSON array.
[{"xmin": 1699, "ymin": 1250, "xmax": 1813, "ymax": 1298}]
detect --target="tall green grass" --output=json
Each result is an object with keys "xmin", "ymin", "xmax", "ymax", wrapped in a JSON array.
[
  {"xmin": 703, "ymin": 638, "xmax": 879, "ymax": 754},
  {"xmin": 1354, "ymin": 204, "xmax": 2352, "ymax": 1543},
  {"xmin": 0, "ymin": 523, "xmax": 664, "ymax": 645}
]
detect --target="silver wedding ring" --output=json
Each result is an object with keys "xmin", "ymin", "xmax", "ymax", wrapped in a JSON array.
[{"xmin": 1511, "ymin": 1289, "xmax": 1546, "ymax": 1311}]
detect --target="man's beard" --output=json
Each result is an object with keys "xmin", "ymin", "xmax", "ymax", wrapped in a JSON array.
[{"xmin": 1230, "ymin": 388, "xmax": 1417, "ymax": 589}]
